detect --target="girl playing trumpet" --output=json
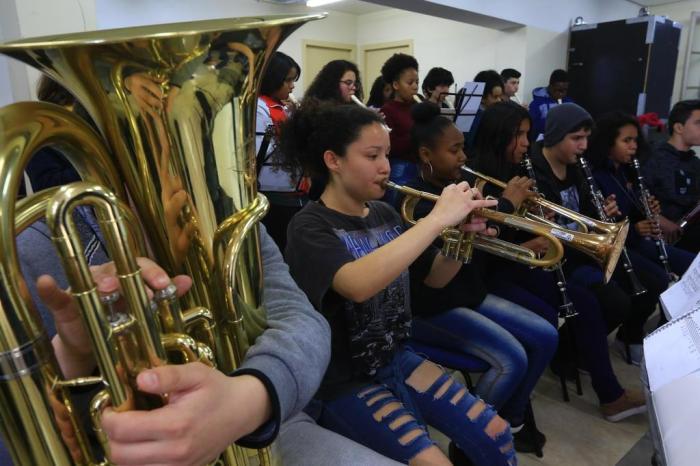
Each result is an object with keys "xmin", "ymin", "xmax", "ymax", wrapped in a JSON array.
[{"xmin": 282, "ymin": 100, "xmax": 516, "ymax": 466}]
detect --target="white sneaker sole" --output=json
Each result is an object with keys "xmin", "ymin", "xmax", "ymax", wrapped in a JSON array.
[{"xmin": 603, "ymin": 404, "xmax": 647, "ymax": 422}]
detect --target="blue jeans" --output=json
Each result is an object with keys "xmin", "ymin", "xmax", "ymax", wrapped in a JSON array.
[
  {"xmin": 631, "ymin": 237, "xmax": 694, "ymax": 280},
  {"xmin": 318, "ymin": 348, "xmax": 516, "ymax": 466},
  {"xmin": 488, "ymin": 265, "xmax": 626, "ymax": 404},
  {"xmin": 412, "ymin": 294, "xmax": 557, "ymax": 425}
]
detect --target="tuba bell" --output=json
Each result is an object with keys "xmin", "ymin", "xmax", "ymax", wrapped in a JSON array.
[{"xmin": 0, "ymin": 14, "xmax": 324, "ymax": 466}]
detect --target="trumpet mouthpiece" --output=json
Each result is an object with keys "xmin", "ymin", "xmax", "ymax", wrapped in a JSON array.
[{"xmin": 413, "ymin": 94, "xmax": 422, "ymax": 104}]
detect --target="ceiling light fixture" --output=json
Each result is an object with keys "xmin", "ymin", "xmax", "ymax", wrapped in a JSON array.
[{"xmin": 307, "ymin": 0, "xmax": 342, "ymax": 7}]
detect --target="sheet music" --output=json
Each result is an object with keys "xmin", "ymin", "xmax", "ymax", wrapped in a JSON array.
[
  {"xmin": 644, "ymin": 308, "xmax": 700, "ymax": 392},
  {"xmin": 652, "ymin": 372, "xmax": 700, "ymax": 466},
  {"xmin": 660, "ymin": 253, "xmax": 700, "ymax": 321},
  {"xmin": 454, "ymin": 81, "xmax": 484, "ymax": 133}
]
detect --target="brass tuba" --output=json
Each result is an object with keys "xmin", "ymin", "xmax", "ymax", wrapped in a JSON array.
[
  {"xmin": 0, "ymin": 14, "xmax": 324, "ymax": 466},
  {"xmin": 460, "ymin": 165, "xmax": 629, "ymax": 282}
]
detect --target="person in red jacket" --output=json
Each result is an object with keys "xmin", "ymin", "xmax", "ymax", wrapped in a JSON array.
[{"xmin": 380, "ymin": 53, "xmax": 420, "ymax": 204}]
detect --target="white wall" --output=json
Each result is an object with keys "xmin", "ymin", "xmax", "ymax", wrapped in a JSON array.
[
  {"xmin": 95, "ymin": 0, "xmax": 354, "ymax": 96},
  {"xmin": 356, "ymin": 8, "xmax": 564, "ymax": 103},
  {"xmin": 397, "ymin": 0, "xmax": 639, "ymax": 32},
  {"xmin": 649, "ymin": 1, "xmax": 700, "ymax": 105},
  {"xmin": 0, "ymin": 0, "xmax": 643, "ymax": 104},
  {"xmin": 0, "ymin": 0, "xmax": 96, "ymax": 102}
]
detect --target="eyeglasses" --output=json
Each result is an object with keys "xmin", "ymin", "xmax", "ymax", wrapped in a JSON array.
[{"xmin": 339, "ymin": 80, "xmax": 358, "ymax": 88}]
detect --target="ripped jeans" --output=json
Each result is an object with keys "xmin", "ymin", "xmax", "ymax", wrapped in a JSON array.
[{"xmin": 317, "ymin": 348, "xmax": 516, "ymax": 465}]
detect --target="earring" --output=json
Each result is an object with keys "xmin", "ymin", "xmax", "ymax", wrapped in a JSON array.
[{"xmin": 420, "ymin": 161, "xmax": 433, "ymax": 180}]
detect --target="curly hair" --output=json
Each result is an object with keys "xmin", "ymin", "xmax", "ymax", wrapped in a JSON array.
[
  {"xmin": 588, "ymin": 111, "xmax": 649, "ymax": 169},
  {"xmin": 304, "ymin": 60, "xmax": 363, "ymax": 103},
  {"xmin": 279, "ymin": 98, "xmax": 383, "ymax": 187},
  {"xmin": 380, "ymin": 53, "xmax": 419, "ymax": 84}
]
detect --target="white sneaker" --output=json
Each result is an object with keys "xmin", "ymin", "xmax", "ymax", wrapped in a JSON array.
[{"xmin": 615, "ymin": 340, "xmax": 642, "ymax": 366}]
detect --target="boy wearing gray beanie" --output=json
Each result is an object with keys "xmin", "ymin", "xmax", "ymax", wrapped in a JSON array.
[{"xmin": 525, "ymin": 103, "xmax": 647, "ymax": 422}]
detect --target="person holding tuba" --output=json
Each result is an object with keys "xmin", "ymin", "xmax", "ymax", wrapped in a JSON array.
[
  {"xmin": 282, "ymin": 101, "xmax": 517, "ymax": 466},
  {"xmin": 469, "ymin": 101, "xmax": 648, "ymax": 422},
  {"xmin": 9, "ymin": 216, "xmax": 407, "ymax": 466},
  {"xmin": 402, "ymin": 101, "xmax": 558, "ymax": 453}
]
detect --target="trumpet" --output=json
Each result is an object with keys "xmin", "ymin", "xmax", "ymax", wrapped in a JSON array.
[
  {"xmin": 384, "ymin": 181, "xmax": 564, "ymax": 268},
  {"xmin": 413, "ymin": 94, "xmax": 423, "ymax": 104},
  {"xmin": 460, "ymin": 165, "xmax": 629, "ymax": 283}
]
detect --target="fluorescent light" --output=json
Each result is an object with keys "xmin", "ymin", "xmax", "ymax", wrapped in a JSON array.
[{"xmin": 307, "ymin": 0, "xmax": 342, "ymax": 7}]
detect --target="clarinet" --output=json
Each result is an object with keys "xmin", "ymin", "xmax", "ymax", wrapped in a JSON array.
[
  {"xmin": 522, "ymin": 156, "xmax": 578, "ymax": 318},
  {"xmin": 631, "ymin": 158, "xmax": 676, "ymax": 282},
  {"xmin": 577, "ymin": 156, "xmax": 647, "ymax": 295}
]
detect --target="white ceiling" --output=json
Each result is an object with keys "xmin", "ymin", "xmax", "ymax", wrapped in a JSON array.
[
  {"xmin": 322, "ymin": 0, "xmax": 389, "ymax": 15},
  {"xmin": 625, "ymin": 0, "xmax": 685, "ymax": 6}
]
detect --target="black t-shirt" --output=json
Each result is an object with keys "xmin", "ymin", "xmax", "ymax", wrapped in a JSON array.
[
  {"xmin": 285, "ymin": 200, "xmax": 437, "ymax": 399},
  {"xmin": 404, "ymin": 177, "xmax": 489, "ymax": 311}
]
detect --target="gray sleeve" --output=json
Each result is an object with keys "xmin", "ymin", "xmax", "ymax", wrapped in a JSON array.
[{"xmin": 238, "ymin": 225, "xmax": 331, "ymax": 422}]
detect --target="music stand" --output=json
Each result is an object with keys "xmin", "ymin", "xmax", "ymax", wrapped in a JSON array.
[{"xmin": 450, "ymin": 82, "xmax": 485, "ymax": 133}]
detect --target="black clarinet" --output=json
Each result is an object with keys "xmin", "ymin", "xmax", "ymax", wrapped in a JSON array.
[
  {"xmin": 522, "ymin": 156, "xmax": 578, "ymax": 318},
  {"xmin": 631, "ymin": 158, "xmax": 676, "ymax": 282},
  {"xmin": 577, "ymin": 156, "xmax": 646, "ymax": 295}
]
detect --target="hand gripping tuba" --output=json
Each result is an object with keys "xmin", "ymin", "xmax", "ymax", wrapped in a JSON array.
[{"xmin": 0, "ymin": 14, "xmax": 325, "ymax": 466}]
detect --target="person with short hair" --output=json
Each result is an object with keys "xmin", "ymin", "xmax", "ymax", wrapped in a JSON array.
[
  {"xmin": 643, "ymin": 99, "xmax": 700, "ymax": 252},
  {"xmin": 421, "ymin": 67, "xmax": 454, "ymax": 108},
  {"xmin": 528, "ymin": 69, "xmax": 573, "ymax": 141},
  {"xmin": 500, "ymin": 68, "xmax": 522, "ymax": 104}
]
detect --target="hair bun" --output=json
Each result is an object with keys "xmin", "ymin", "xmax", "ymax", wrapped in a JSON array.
[{"xmin": 411, "ymin": 101, "xmax": 441, "ymax": 124}]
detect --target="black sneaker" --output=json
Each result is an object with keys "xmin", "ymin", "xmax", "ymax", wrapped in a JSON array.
[
  {"xmin": 513, "ymin": 422, "xmax": 546, "ymax": 453},
  {"xmin": 448, "ymin": 441, "xmax": 475, "ymax": 466}
]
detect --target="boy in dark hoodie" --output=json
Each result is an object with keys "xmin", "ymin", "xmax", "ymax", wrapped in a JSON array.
[
  {"xmin": 643, "ymin": 99, "xmax": 700, "ymax": 252},
  {"xmin": 528, "ymin": 69, "xmax": 572, "ymax": 141}
]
